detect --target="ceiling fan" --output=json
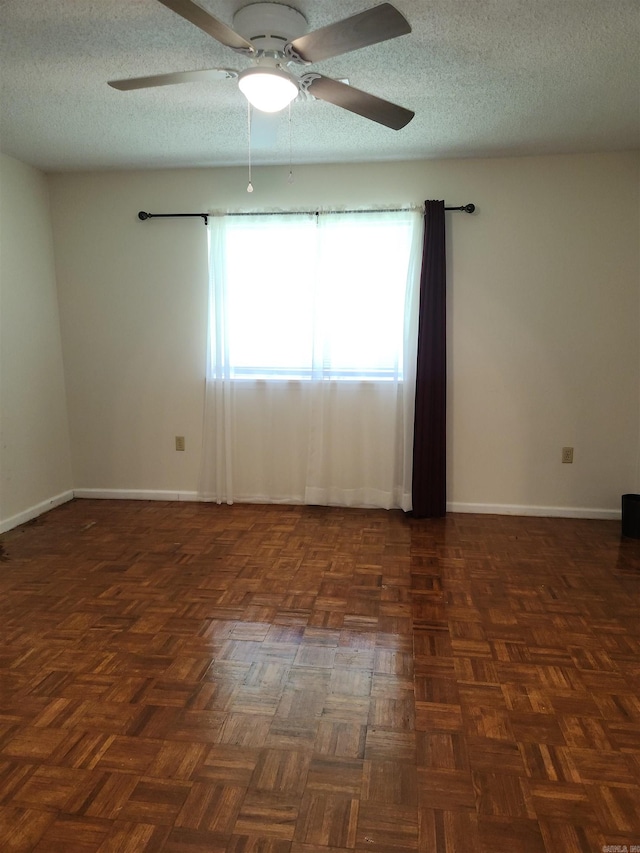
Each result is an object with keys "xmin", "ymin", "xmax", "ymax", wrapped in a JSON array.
[{"xmin": 108, "ymin": 0, "xmax": 414, "ymax": 130}]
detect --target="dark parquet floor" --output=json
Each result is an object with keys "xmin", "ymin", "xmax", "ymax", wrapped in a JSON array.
[{"xmin": 0, "ymin": 499, "xmax": 639, "ymax": 852}]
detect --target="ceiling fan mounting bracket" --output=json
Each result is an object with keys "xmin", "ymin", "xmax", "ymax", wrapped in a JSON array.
[
  {"xmin": 232, "ymin": 46, "xmax": 257, "ymax": 58},
  {"xmin": 299, "ymin": 72, "xmax": 321, "ymax": 98},
  {"xmin": 283, "ymin": 43, "xmax": 308, "ymax": 65}
]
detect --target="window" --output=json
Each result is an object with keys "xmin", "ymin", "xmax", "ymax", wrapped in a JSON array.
[
  {"xmin": 202, "ymin": 208, "xmax": 422, "ymax": 508},
  {"xmin": 211, "ymin": 210, "xmax": 418, "ymax": 381}
]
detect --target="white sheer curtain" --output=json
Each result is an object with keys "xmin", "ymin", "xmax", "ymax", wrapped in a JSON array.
[{"xmin": 199, "ymin": 209, "xmax": 423, "ymax": 510}]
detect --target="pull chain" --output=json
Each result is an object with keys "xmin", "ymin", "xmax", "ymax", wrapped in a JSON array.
[
  {"xmin": 287, "ymin": 101, "xmax": 294, "ymax": 184},
  {"xmin": 247, "ymin": 102, "xmax": 253, "ymax": 193}
]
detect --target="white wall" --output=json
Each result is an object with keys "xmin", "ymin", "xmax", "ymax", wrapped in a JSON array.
[
  {"xmin": 48, "ymin": 151, "xmax": 640, "ymax": 516},
  {"xmin": 0, "ymin": 153, "xmax": 73, "ymax": 531}
]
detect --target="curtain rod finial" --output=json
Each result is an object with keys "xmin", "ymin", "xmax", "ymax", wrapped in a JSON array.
[
  {"xmin": 463, "ymin": 204, "xmax": 475, "ymax": 213},
  {"xmin": 138, "ymin": 211, "xmax": 151, "ymax": 220}
]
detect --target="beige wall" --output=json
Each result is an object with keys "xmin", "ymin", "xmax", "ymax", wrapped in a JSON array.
[
  {"xmin": 48, "ymin": 151, "xmax": 640, "ymax": 515},
  {"xmin": 0, "ymin": 153, "xmax": 73, "ymax": 530}
]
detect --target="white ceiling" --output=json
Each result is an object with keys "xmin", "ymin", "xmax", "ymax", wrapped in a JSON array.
[{"xmin": 0, "ymin": 0, "xmax": 638, "ymax": 172}]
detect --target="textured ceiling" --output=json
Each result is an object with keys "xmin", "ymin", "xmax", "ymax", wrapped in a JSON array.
[{"xmin": 0, "ymin": 0, "xmax": 638, "ymax": 172}]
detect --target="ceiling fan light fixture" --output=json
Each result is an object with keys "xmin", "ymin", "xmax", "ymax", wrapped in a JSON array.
[{"xmin": 238, "ymin": 67, "xmax": 298, "ymax": 113}]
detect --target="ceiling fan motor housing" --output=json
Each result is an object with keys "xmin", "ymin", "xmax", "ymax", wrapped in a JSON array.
[{"xmin": 232, "ymin": 3, "xmax": 307, "ymax": 54}]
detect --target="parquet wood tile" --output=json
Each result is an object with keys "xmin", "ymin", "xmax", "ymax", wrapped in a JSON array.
[
  {"xmin": 476, "ymin": 815, "xmax": 547, "ymax": 853},
  {"xmin": 0, "ymin": 501, "xmax": 639, "ymax": 851},
  {"xmin": 418, "ymin": 807, "xmax": 481, "ymax": 853},
  {"xmin": 355, "ymin": 801, "xmax": 418, "ymax": 851},
  {"xmin": 293, "ymin": 792, "xmax": 359, "ymax": 847}
]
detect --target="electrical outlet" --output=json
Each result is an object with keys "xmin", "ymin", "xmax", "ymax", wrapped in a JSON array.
[
  {"xmin": 562, "ymin": 446, "xmax": 573, "ymax": 464},
  {"xmin": 175, "ymin": 436, "xmax": 185, "ymax": 452}
]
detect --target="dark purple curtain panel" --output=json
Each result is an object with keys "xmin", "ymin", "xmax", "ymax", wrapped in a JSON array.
[{"xmin": 411, "ymin": 200, "xmax": 447, "ymax": 517}]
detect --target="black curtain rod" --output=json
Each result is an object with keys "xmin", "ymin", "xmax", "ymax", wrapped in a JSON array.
[
  {"xmin": 138, "ymin": 211, "xmax": 209, "ymax": 224},
  {"xmin": 137, "ymin": 204, "xmax": 475, "ymax": 225}
]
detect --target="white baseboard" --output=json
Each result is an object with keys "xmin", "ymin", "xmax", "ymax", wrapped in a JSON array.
[
  {"xmin": 0, "ymin": 490, "xmax": 620, "ymax": 539},
  {"xmin": 73, "ymin": 492, "xmax": 621, "ymax": 520},
  {"xmin": 73, "ymin": 489, "xmax": 199, "ymax": 502},
  {"xmin": 447, "ymin": 501, "xmax": 621, "ymax": 520},
  {"xmin": 0, "ymin": 490, "xmax": 75, "ymax": 535}
]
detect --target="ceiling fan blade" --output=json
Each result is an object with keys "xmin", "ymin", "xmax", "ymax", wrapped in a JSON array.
[
  {"xmin": 156, "ymin": 0, "xmax": 255, "ymax": 54},
  {"xmin": 108, "ymin": 68, "xmax": 238, "ymax": 91},
  {"xmin": 303, "ymin": 74, "xmax": 414, "ymax": 130},
  {"xmin": 286, "ymin": 3, "xmax": 410, "ymax": 64}
]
